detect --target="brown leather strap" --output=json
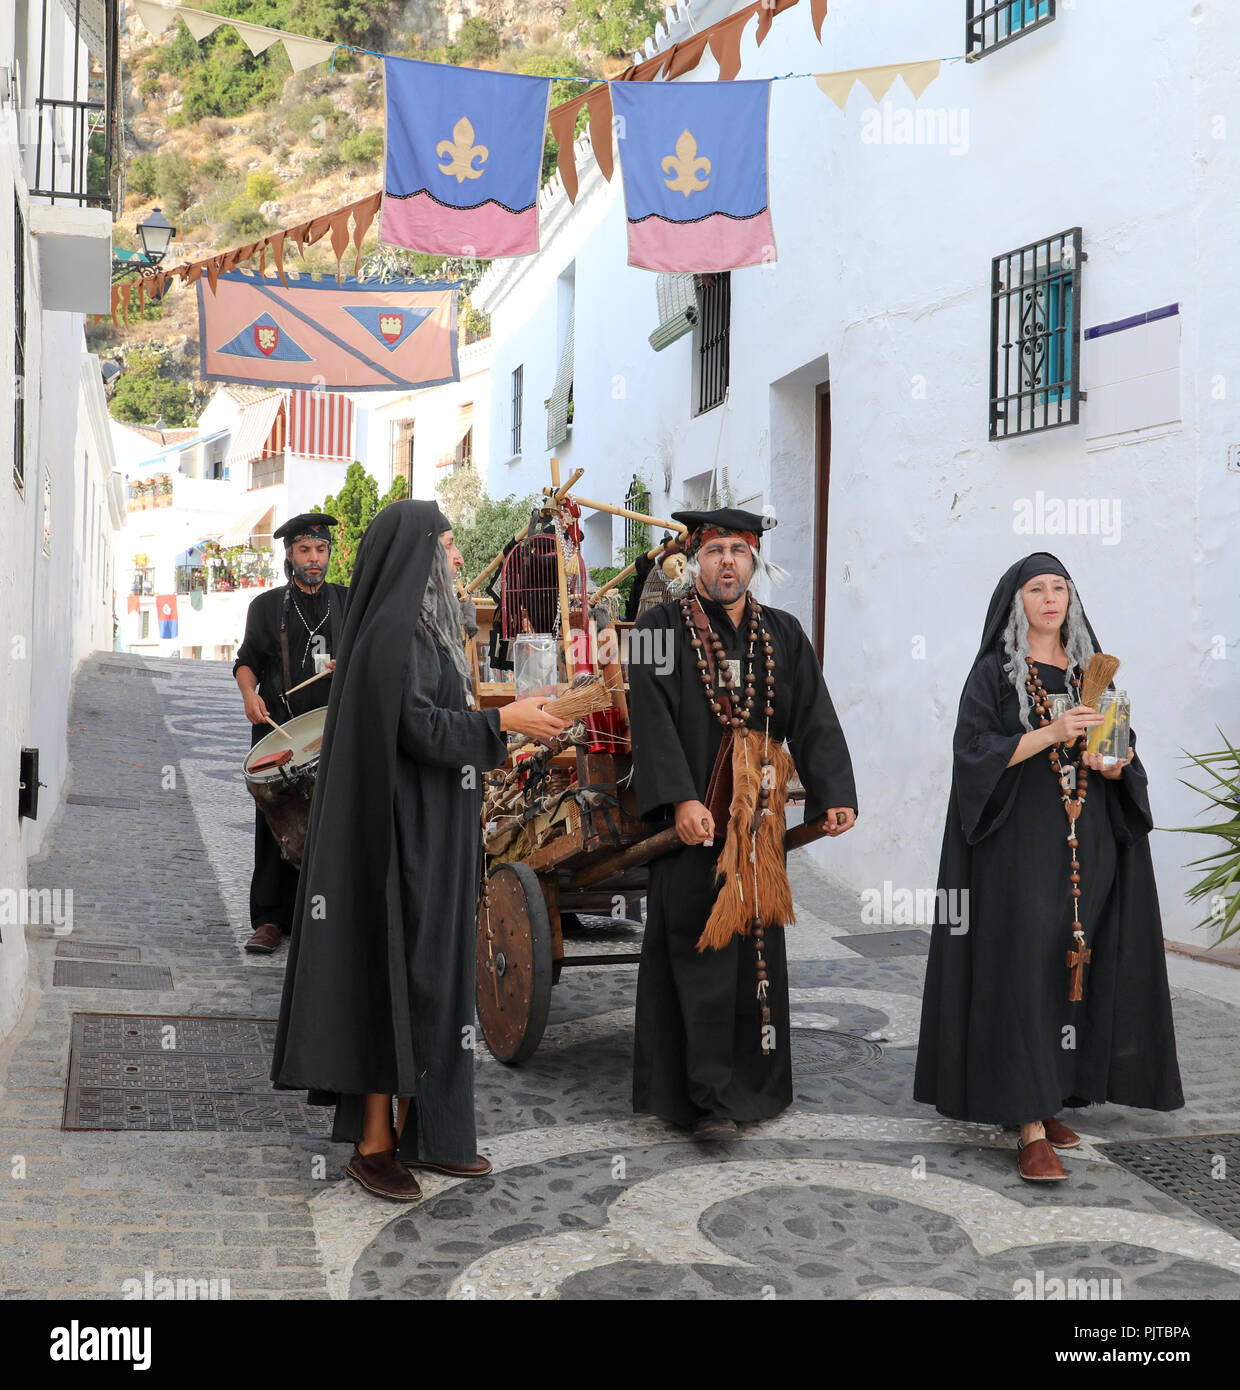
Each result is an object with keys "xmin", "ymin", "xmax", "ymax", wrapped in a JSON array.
[{"xmin": 686, "ymin": 599, "xmax": 733, "ymax": 840}]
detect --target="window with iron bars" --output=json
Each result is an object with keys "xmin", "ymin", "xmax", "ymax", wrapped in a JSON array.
[
  {"xmin": 623, "ymin": 475, "xmax": 651, "ymax": 550},
  {"xmin": 990, "ymin": 228, "xmax": 1084, "ymax": 440},
  {"xmin": 29, "ymin": 0, "xmax": 119, "ymax": 209},
  {"xmin": 14, "ymin": 202, "xmax": 26, "ymax": 492},
  {"xmin": 391, "ymin": 418, "xmax": 415, "ymax": 488},
  {"xmin": 694, "ymin": 272, "xmax": 730, "ymax": 416},
  {"xmin": 967, "ymin": 0, "xmax": 1055, "ymax": 61},
  {"xmin": 511, "ymin": 365, "xmax": 523, "ymax": 456}
]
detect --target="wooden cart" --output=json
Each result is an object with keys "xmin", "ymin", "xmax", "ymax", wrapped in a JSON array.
[{"xmin": 466, "ymin": 461, "xmax": 817, "ymax": 1064}]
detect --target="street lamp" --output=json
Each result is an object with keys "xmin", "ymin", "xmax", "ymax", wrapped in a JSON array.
[{"xmin": 111, "ymin": 208, "xmax": 178, "ymax": 285}]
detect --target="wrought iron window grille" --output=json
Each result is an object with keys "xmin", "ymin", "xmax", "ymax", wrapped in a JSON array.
[
  {"xmin": 967, "ymin": 0, "xmax": 1056, "ymax": 62},
  {"xmin": 511, "ymin": 364, "xmax": 523, "ymax": 456},
  {"xmin": 990, "ymin": 227, "xmax": 1085, "ymax": 440},
  {"xmin": 695, "ymin": 272, "xmax": 731, "ymax": 416}
]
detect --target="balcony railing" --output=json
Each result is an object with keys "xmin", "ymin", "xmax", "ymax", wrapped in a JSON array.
[{"xmin": 28, "ymin": 0, "xmax": 118, "ymax": 209}]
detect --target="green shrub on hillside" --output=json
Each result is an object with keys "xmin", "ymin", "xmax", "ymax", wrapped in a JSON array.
[{"xmin": 339, "ymin": 127, "xmax": 383, "ymax": 165}]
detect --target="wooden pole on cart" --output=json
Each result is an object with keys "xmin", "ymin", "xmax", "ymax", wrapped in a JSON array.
[
  {"xmin": 549, "ymin": 457, "xmax": 576, "ymax": 680},
  {"xmin": 462, "ymin": 467, "xmax": 587, "ymax": 596},
  {"xmin": 568, "ymin": 496, "xmax": 688, "ymax": 536}
]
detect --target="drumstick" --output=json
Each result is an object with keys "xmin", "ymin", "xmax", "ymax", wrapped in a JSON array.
[
  {"xmin": 263, "ymin": 716, "xmax": 292, "ymax": 741},
  {"xmin": 283, "ymin": 667, "xmax": 332, "ymax": 697}
]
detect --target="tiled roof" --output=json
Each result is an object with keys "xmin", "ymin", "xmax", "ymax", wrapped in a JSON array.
[{"xmin": 224, "ymin": 385, "xmax": 283, "ymax": 406}]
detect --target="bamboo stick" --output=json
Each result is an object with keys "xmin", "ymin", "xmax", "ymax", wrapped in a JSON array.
[
  {"xmin": 567, "ymin": 495, "xmax": 687, "ymax": 533},
  {"xmin": 550, "ymin": 458, "xmax": 575, "ymax": 679},
  {"xmin": 592, "ymin": 541, "xmax": 672, "ymax": 599}
]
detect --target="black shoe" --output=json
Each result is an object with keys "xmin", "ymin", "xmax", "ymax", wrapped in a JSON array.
[{"xmin": 692, "ymin": 1115, "xmax": 739, "ymax": 1140}]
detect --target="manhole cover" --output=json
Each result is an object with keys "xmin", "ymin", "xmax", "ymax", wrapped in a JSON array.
[
  {"xmin": 66, "ymin": 794, "xmax": 142, "ymax": 810},
  {"xmin": 53, "ymin": 961, "xmax": 173, "ymax": 990},
  {"xmin": 63, "ymin": 1013, "xmax": 329, "ymax": 1134},
  {"xmin": 837, "ymin": 931, "xmax": 930, "ymax": 959},
  {"xmin": 55, "ymin": 942, "xmax": 141, "ymax": 961},
  {"xmin": 790, "ymin": 1029, "xmax": 883, "ymax": 1077},
  {"xmin": 1097, "ymin": 1133, "xmax": 1240, "ymax": 1239}
]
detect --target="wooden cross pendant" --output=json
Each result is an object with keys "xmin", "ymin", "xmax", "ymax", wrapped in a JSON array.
[{"xmin": 1067, "ymin": 935, "xmax": 1092, "ymax": 1002}]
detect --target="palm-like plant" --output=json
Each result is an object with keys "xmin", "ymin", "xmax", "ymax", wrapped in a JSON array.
[{"xmin": 1164, "ymin": 731, "xmax": 1240, "ymax": 944}]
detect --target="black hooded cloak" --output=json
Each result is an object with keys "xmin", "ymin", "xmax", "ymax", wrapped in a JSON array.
[
  {"xmin": 271, "ymin": 499, "xmax": 507, "ymax": 1163},
  {"xmin": 627, "ymin": 593, "xmax": 857, "ymax": 1126},
  {"xmin": 914, "ymin": 553, "xmax": 1183, "ymax": 1126}
]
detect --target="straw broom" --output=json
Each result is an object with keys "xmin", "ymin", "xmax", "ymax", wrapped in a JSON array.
[{"xmin": 1080, "ymin": 653, "xmax": 1121, "ymax": 709}]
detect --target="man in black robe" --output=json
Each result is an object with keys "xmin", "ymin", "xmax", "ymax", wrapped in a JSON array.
[
  {"xmin": 233, "ymin": 512, "xmax": 348, "ymax": 954},
  {"xmin": 627, "ymin": 508, "xmax": 858, "ymax": 1138},
  {"xmin": 914, "ymin": 553, "xmax": 1183, "ymax": 1180},
  {"xmin": 270, "ymin": 500, "xmax": 564, "ymax": 1201}
]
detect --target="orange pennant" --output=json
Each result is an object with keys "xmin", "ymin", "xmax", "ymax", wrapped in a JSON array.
[{"xmin": 548, "ymin": 101, "xmax": 580, "ymax": 203}]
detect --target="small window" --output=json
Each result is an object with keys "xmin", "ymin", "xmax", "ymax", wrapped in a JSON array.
[
  {"xmin": 511, "ymin": 365, "xmax": 523, "ymax": 456},
  {"xmin": 967, "ymin": 0, "xmax": 1054, "ymax": 60},
  {"xmin": 391, "ymin": 418, "xmax": 415, "ymax": 488},
  {"xmin": 989, "ymin": 228, "xmax": 1083, "ymax": 439},
  {"xmin": 693, "ymin": 273, "xmax": 731, "ymax": 416}
]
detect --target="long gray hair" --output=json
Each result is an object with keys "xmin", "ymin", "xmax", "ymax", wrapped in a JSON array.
[
  {"xmin": 421, "ymin": 540, "xmax": 471, "ymax": 696},
  {"xmin": 1001, "ymin": 579, "xmax": 1096, "ymax": 730}
]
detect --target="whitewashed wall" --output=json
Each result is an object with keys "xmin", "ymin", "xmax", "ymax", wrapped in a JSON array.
[{"xmin": 476, "ymin": 0, "xmax": 1236, "ymax": 940}]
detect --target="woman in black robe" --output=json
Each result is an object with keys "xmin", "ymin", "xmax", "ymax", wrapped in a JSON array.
[
  {"xmin": 914, "ymin": 553, "xmax": 1183, "ymax": 1181},
  {"xmin": 270, "ymin": 500, "xmax": 563, "ymax": 1201}
]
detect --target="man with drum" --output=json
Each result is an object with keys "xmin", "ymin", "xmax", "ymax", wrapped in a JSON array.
[{"xmin": 234, "ymin": 512, "xmax": 348, "ymax": 955}]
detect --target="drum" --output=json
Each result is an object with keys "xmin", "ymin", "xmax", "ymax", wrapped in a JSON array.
[{"xmin": 242, "ymin": 708, "xmax": 327, "ymax": 869}]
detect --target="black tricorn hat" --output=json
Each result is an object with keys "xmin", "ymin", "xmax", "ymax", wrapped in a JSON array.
[
  {"xmin": 671, "ymin": 507, "xmax": 776, "ymax": 543},
  {"xmin": 273, "ymin": 512, "xmax": 337, "ymax": 547}
]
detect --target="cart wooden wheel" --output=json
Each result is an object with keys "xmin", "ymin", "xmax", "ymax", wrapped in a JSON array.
[{"xmin": 476, "ymin": 862, "xmax": 553, "ymax": 1065}]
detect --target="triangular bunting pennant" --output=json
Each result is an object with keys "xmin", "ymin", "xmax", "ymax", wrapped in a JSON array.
[
  {"xmin": 282, "ymin": 34, "xmax": 337, "ymax": 72},
  {"xmin": 179, "ymin": 9, "xmax": 223, "ymax": 41},
  {"xmin": 132, "ymin": 0, "xmax": 176, "ymax": 36},
  {"xmin": 230, "ymin": 20, "xmax": 282, "ymax": 56},
  {"xmin": 814, "ymin": 59, "xmax": 943, "ymax": 110}
]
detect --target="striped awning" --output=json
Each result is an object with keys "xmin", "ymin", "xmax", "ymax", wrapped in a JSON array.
[
  {"xmin": 288, "ymin": 390, "xmax": 355, "ymax": 461},
  {"xmin": 226, "ymin": 392, "xmax": 284, "ymax": 468}
]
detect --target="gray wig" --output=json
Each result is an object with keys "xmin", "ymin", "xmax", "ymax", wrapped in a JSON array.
[
  {"xmin": 1001, "ymin": 579, "xmax": 1096, "ymax": 730},
  {"xmin": 421, "ymin": 539, "xmax": 472, "ymax": 696}
]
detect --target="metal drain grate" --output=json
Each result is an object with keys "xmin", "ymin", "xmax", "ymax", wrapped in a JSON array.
[
  {"xmin": 66, "ymin": 794, "xmax": 142, "ymax": 810},
  {"xmin": 791, "ymin": 1029, "xmax": 883, "ymax": 1077},
  {"xmin": 99, "ymin": 664, "xmax": 159, "ymax": 678},
  {"xmin": 55, "ymin": 943, "xmax": 141, "ymax": 961},
  {"xmin": 63, "ymin": 1013, "xmax": 330, "ymax": 1134},
  {"xmin": 1097, "ymin": 1133, "xmax": 1240, "ymax": 1240},
  {"xmin": 53, "ymin": 961, "xmax": 172, "ymax": 990}
]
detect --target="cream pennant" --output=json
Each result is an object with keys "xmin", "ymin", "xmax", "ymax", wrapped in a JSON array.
[
  {"xmin": 132, "ymin": 0, "xmax": 177, "ymax": 37},
  {"xmin": 282, "ymin": 35, "xmax": 337, "ymax": 72},
  {"xmin": 135, "ymin": 3, "xmax": 337, "ymax": 71},
  {"xmin": 179, "ymin": 8, "xmax": 223, "ymax": 41},
  {"xmin": 230, "ymin": 19, "xmax": 283, "ymax": 56},
  {"xmin": 813, "ymin": 59, "xmax": 942, "ymax": 110}
]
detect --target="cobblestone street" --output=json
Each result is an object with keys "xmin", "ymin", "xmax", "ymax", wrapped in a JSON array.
[{"xmin": 2, "ymin": 653, "xmax": 1239, "ymax": 1301}]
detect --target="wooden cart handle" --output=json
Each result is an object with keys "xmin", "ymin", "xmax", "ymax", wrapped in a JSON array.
[{"xmin": 568, "ymin": 814, "xmax": 831, "ymax": 890}]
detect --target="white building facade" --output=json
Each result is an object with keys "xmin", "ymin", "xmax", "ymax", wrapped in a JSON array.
[
  {"xmin": 475, "ymin": 0, "xmax": 1237, "ymax": 940},
  {"xmin": 1, "ymin": 0, "xmax": 124, "ymax": 1037}
]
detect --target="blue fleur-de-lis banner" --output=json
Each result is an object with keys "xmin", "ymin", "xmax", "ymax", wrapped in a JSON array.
[
  {"xmin": 380, "ymin": 56, "xmax": 552, "ymax": 258},
  {"xmin": 609, "ymin": 79, "xmax": 775, "ymax": 273}
]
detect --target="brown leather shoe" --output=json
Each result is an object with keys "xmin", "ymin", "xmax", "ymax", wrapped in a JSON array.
[
  {"xmin": 346, "ymin": 1148, "xmax": 423, "ymax": 1201},
  {"xmin": 1017, "ymin": 1137, "xmax": 1067, "ymax": 1182},
  {"xmin": 1043, "ymin": 1116, "xmax": 1081, "ymax": 1149},
  {"xmin": 404, "ymin": 1155, "xmax": 493, "ymax": 1177},
  {"xmin": 245, "ymin": 922, "xmax": 283, "ymax": 954}
]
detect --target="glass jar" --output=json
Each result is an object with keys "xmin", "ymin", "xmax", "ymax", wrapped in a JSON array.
[{"xmin": 1085, "ymin": 689, "xmax": 1130, "ymax": 765}]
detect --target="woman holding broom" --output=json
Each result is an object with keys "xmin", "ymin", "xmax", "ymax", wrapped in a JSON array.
[{"xmin": 914, "ymin": 553, "xmax": 1183, "ymax": 1182}]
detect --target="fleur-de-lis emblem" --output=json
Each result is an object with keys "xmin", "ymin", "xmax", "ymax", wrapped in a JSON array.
[
  {"xmin": 662, "ymin": 128, "xmax": 711, "ymax": 197},
  {"xmin": 437, "ymin": 116, "xmax": 488, "ymax": 183}
]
